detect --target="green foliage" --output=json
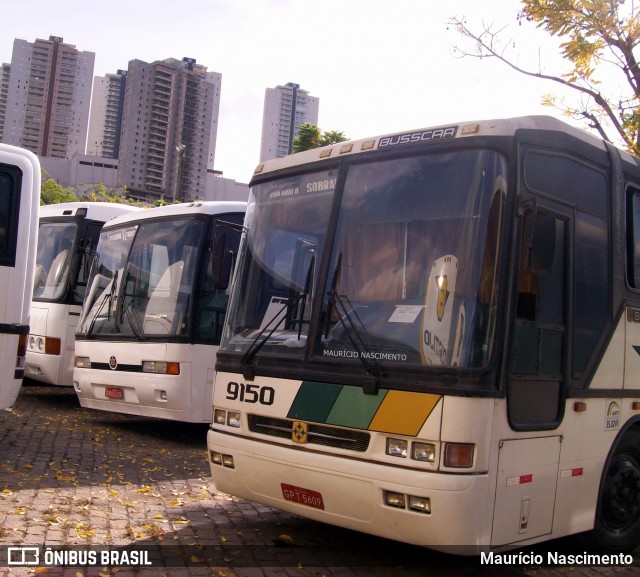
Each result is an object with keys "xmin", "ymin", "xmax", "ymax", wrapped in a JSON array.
[
  {"xmin": 292, "ymin": 122, "xmax": 349, "ymax": 153},
  {"xmin": 39, "ymin": 171, "xmax": 144, "ymax": 207},
  {"xmin": 451, "ymin": 0, "xmax": 640, "ymax": 155},
  {"xmin": 40, "ymin": 178, "xmax": 77, "ymax": 205}
]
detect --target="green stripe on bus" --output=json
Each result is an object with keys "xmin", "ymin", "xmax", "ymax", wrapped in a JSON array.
[
  {"xmin": 326, "ymin": 385, "xmax": 387, "ymax": 429},
  {"xmin": 287, "ymin": 381, "xmax": 343, "ymax": 422}
]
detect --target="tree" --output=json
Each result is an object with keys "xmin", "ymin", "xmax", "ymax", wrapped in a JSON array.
[
  {"xmin": 292, "ymin": 122, "xmax": 349, "ymax": 153},
  {"xmin": 450, "ymin": 0, "xmax": 640, "ymax": 154},
  {"xmin": 40, "ymin": 178, "xmax": 77, "ymax": 205}
]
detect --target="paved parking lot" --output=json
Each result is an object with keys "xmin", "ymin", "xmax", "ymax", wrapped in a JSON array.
[{"xmin": 0, "ymin": 383, "xmax": 638, "ymax": 577}]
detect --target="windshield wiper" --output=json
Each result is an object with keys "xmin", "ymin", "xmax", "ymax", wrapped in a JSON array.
[
  {"xmin": 120, "ymin": 295, "xmax": 145, "ymax": 342},
  {"xmin": 241, "ymin": 254, "xmax": 316, "ymax": 378},
  {"xmin": 297, "ymin": 254, "xmax": 315, "ymax": 340},
  {"xmin": 326, "ymin": 254, "xmax": 386, "ymax": 394},
  {"xmin": 86, "ymin": 270, "xmax": 119, "ymax": 337},
  {"xmin": 240, "ymin": 301, "xmax": 289, "ymax": 379}
]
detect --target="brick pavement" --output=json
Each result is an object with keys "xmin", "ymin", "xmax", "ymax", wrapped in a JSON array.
[{"xmin": 0, "ymin": 383, "xmax": 638, "ymax": 577}]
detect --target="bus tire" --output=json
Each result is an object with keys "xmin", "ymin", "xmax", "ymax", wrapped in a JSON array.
[{"xmin": 594, "ymin": 427, "xmax": 640, "ymax": 551}]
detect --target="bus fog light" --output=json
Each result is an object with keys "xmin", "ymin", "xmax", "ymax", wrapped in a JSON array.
[
  {"xmin": 386, "ymin": 438, "xmax": 408, "ymax": 458},
  {"xmin": 222, "ymin": 454, "xmax": 235, "ymax": 468},
  {"xmin": 409, "ymin": 495, "xmax": 431, "ymax": 514},
  {"xmin": 227, "ymin": 411, "xmax": 241, "ymax": 428},
  {"xmin": 213, "ymin": 409, "xmax": 226, "ymax": 425},
  {"xmin": 159, "ymin": 390, "xmax": 168, "ymax": 401},
  {"xmin": 210, "ymin": 451, "xmax": 223, "ymax": 465},
  {"xmin": 444, "ymin": 443, "xmax": 474, "ymax": 468},
  {"xmin": 383, "ymin": 490, "xmax": 406, "ymax": 509},
  {"xmin": 412, "ymin": 442, "xmax": 436, "ymax": 462},
  {"xmin": 75, "ymin": 356, "xmax": 91, "ymax": 368}
]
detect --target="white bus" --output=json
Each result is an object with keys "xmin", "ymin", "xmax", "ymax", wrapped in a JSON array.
[
  {"xmin": 26, "ymin": 202, "xmax": 142, "ymax": 386},
  {"xmin": 208, "ymin": 116, "xmax": 640, "ymax": 554},
  {"xmin": 74, "ymin": 201, "xmax": 246, "ymax": 423},
  {"xmin": 0, "ymin": 144, "xmax": 40, "ymax": 409}
]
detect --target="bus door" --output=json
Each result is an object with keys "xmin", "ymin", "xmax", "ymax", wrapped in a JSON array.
[
  {"xmin": 494, "ymin": 204, "xmax": 569, "ymax": 546},
  {"xmin": 0, "ymin": 145, "xmax": 40, "ymax": 409}
]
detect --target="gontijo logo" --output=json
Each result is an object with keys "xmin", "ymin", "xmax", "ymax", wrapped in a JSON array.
[
  {"xmin": 378, "ymin": 126, "xmax": 458, "ymax": 148},
  {"xmin": 605, "ymin": 400, "xmax": 621, "ymax": 431}
]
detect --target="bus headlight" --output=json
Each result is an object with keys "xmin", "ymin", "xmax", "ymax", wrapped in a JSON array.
[
  {"xmin": 142, "ymin": 361, "xmax": 180, "ymax": 375},
  {"xmin": 386, "ymin": 438, "xmax": 408, "ymax": 458},
  {"xmin": 213, "ymin": 408, "xmax": 227, "ymax": 425},
  {"xmin": 226, "ymin": 411, "xmax": 241, "ymax": 428},
  {"xmin": 75, "ymin": 356, "xmax": 91, "ymax": 368},
  {"xmin": 412, "ymin": 442, "xmax": 436, "ymax": 463}
]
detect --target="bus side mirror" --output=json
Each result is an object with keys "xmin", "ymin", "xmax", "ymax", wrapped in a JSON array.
[
  {"xmin": 524, "ymin": 213, "xmax": 556, "ymax": 275},
  {"xmin": 212, "ymin": 249, "xmax": 235, "ymax": 291}
]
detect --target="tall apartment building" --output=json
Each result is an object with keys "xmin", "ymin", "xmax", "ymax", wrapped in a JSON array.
[
  {"xmin": 260, "ymin": 82, "xmax": 319, "ymax": 162},
  {"xmin": 0, "ymin": 64, "xmax": 11, "ymax": 141},
  {"xmin": 117, "ymin": 57, "xmax": 221, "ymax": 203},
  {"xmin": 87, "ymin": 70, "xmax": 127, "ymax": 159},
  {"xmin": 0, "ymin": 36, "xmax": 94, "ymax": 158}
]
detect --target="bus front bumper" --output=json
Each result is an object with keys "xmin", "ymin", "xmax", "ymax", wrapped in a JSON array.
[{"xmin": 207, "ymin": 428, "xmax": 492, "ymax": 554}]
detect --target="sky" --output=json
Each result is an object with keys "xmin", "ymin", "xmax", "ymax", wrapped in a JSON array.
[{"xmin": 3, "ymin": 0, "xmax": 580, "ymax": 184}]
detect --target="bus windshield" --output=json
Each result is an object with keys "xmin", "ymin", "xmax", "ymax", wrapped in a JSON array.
[
  {"xmin": 79, "ymin": 217, "xmax": 205, "ymax": 338},
  {"xmin": 223, "ymin": 149, "xmax": 506, "ymax": 371},
  {"xmin": 33, "ymin": 221, "xmax": 77, "ymax": 301}
]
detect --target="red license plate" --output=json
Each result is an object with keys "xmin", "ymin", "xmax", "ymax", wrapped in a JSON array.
[
  {"xmin": 104, "ymin": 387, "xmax": 123, "ymax": 400},
  {"xmin": 281, "ymin": 483, "xmax": 324, "ymax": 510}
]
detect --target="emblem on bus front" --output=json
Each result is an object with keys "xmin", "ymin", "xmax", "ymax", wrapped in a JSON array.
[
  {"xmin": 292, "ymin": 421, "xmax": 308, "ymax": 444},
  {"xmin": 109, "ymin": 356, "xmax": 118, "ymax": 370}
]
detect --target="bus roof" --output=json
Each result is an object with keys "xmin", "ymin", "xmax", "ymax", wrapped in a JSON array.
[
  {"xmin": 252, "ymin": 115, "xmax": 640, "ymax": 178},
  {"xmin": 101, "ymin": 200, "xmax": 247, "ymax": 230},
  {"xmin": 39, "ymin": 202, "xmax": 143, "ymax": 223}
]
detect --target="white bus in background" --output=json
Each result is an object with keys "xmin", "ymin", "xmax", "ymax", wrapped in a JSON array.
[
  {"xmin": 0, "ymin": 144, "xmax": 40, "ymax": 410},
  {"xmin": 74, "ymin": 201, "xmax": 246, "ymax": 423},
  {"xmin": 26, "ymin": 202, "xmax": 143, "ymax": 386}
]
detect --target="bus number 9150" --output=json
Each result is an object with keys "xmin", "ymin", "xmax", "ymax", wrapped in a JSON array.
[{"xmin": 226, "ymin": 381, "xmax": 275, "ymax": 405}]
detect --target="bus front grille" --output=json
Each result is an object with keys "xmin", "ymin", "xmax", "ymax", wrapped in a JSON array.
[{"xmin": 248, "ymin": 415, "xmax": 370, "ymax": 452}]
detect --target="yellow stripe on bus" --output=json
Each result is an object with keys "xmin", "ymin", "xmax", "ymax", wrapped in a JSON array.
[{"xmin": 369, "ymin": 391, "xmax": 441, "ymax": 436}]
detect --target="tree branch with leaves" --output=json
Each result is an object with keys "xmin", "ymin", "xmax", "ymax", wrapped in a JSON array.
[{"xmin": 450, "ymin": 0, "xmax": 640, "ymax": 154}]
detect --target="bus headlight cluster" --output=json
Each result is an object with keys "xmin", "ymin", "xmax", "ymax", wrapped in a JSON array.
[
  {"xmin": 213, "ymin": 408, "xmax": 241, "ymax": 428},
  {"xmin": 142, "ymin": 361, "xmax": 180, "ymax": 375},
  {"xmin": 386, "ymin": 438, "xmax": 436, "ymax": 463},
  {"xmin": 28, "ymin": 335, "xmax": 61, "ymax": 355},
  {"xmin": 385, "ymin": 438, "xmax": 474, "ymax": 467},
  {"xmin": 383, "ymin": 490, "xmax": 431, "ymax": 514}
]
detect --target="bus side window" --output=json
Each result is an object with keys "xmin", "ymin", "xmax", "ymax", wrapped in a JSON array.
[
  {"xmin": 0, "ymin": 170, "xmax": 20, "ymax": 267},
  {"xmin": 74, "ymin": 222, "xmax": 102, "ymax": 303},
  {"xmin": 513, "ymin": 214, "xmax": 566, "ymax": 375},
  {"xmin": 627, "ymin": 187, "xmax": 640, "ymax": 288},
  {"xmin": 509, "ymin": 211, "xmax": 566, "ymax": 428}
]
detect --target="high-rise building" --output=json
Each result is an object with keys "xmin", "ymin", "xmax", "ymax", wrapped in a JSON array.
[
  {"xmin": 87, "ymin": 70, "xmax": 127, "ymax": 159},
  {"xmin": 0, "ymin": 63, "xmax": 11, "ymax": 142},
  {"xmin": 117, "ymin": 57, "xmax": 221, "ymax": 202},
  {"xmin": 260, "ymin": 82, "xmax": 319, "ymax": 162},
  {"xmin": 0, "ymin": 36, "xmax": 94, "ymax": 158}
]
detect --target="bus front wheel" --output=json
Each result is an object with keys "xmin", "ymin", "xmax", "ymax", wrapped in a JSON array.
[{"xmin": 595, "ymin": 428, "xmax": 640, "ymax": 551}]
